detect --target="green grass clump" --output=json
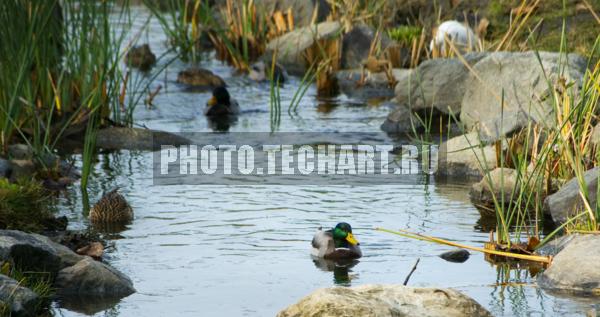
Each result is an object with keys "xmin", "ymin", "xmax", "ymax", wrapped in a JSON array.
[
  {"xmin": 387, "ymin": 26, "xmax": 422, "ymax": 46},
  {"xmin": 0, "ymin": 261, "xmax": 53, "ymax": 315},
  {"xmin": 0, "ymin": 178, "xmax": 56, "ymax": 232}
]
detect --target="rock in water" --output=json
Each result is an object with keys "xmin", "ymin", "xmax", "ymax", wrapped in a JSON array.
[
  {"xmin": 55, "ymin": 257, "xmax": 135, "ymax": 297},
  {"xmin": 277, "ymin": 284, "xmax": 492, "ymax": 317},
  {"xmin": 469, "ymin": 168, "xmax": 519, "ymax": 214},
  {"xmin": 336, "ymin": 69, "xmax": 403, "ymax": 101},
  {"xmin": 96, "ymin": 127, "xmax": 190, "ymax": 151},
  {"xmin": 538, "ymin": 235, "xmax": 600, "ymax": 294},
  {"xmin": 543, "ymin": 167, "xmax": 599, "ymax": 225},
  {"xmin": 393, "ymin": 52, "xmax": 488, "ymax": 116},
  {"xmin": 439, "ymin": 249, "xmax": 470, "ymax": 263},
  {"xmin": 176, "ymin": 67, "xmax": 225, "ymax": 88},
  {"xmin": 89, "ymin": 189, "xmax": 133, "ymax": 224},
  {"xmin": 0, "ymin": 230, "xmax": 82, "ymax": 273},
  {"xmin": 437, "ymin": 132, "xmax": 497, "ymax": 179},
  {"xmin": 0, "ymin": 274, "xmax": 40, "ymax": 317},
  {"xmin": 0, "ymin": 230, "xmax": 134, "ymax": 299},
  {"xmin": 126, "ymin": 44, "xmax": 156, "ymax": 71},
  {"xmin": 264, "ymin": 21, "xmax": 341, "ymax": 76}
]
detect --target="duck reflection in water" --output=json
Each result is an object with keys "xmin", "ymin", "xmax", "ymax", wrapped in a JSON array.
[
  {"xmin": 312, "ymin": 257, "xmax": 359, "ymax": 285},
  {"xmin": 206, "ymin": 115, "xmax": 238, "ymax": 132}
]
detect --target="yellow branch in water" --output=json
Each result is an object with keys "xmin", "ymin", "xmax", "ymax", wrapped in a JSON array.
[{"xmin": 375, "ymin": 228, "xmax": 553, "ymax": 264}]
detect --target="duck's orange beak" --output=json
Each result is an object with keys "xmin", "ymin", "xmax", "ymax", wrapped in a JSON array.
[
  {"xmin": 207, "ymin": 96, "xmax": 217, "ymax": 107},
  {"xmin": 345, "ymin": 233, "xmax": 359, "ymax": 245}
]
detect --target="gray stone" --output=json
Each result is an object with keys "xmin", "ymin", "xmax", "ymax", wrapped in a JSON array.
[
  {"xmin": 439, "ymin": 249, "xmax": 470, "ymax": 263},
  {"xmin": 470, "ymin": 168, "xmax": 519, "ymax": 210},
  {"xmin": 0, "ymin": 230, "xmax": 84, "ymax": 274},
  {"xmin": 55, "ymin": 257, "xmax": 135, "ymax": 297},
  {"xmin": 277, "ymin": 284, "xmax": 492, "ymax": 317},
  {"xmin": 176, "ymin": 67, "xmax": 225, "ymax": 88},
  {"xmin": 536, "ymin": 234, "xmax": 580, "ymax": 256},
  {"xmin": 341, "ymin": 24, "xmax": 395, "ymax": 70},
  {"xmin": 7, "ymin": 144, "xmax": 33, "ymax": 160},
  {"xmin": 460, "ymin": 51, "xmax": 587, "ymax": 130},
  {"xmin": 8, "ymin": 160, "xmax": 36, "ymax": 181},
  {"xmin": 380, "ymin": 102, "xmax": 423, "ymax": 134},
  {"xmin": 394, "ymin": 52, "xmax": 489, "ymax": 115},
  {"xmin": 477, "ymin": 111, "xmax": 534, "ymax": 143},
  {"xmin": 336, "ymin": 69, "xmax": 397, "ymax": 101},
  {"xmin": 0, "ymin": 274, "xmax": 39, "ymax": 317},
  {"xmin": 0, "ymin": 158, "xmax": 11, "ymax": 178},
  {"xmin": 437, "ymin": 132, "xmax": 497, "ymax": 179},
  {"xmin": 96, "ymin": 127, "xmax": 191, "ymax": 151},
  {"xmin": 538, "ymin": 235, "xmax": 600, "ymax": 294},
  {"xmin": 264, "ymin": 21, "xmax": 341, "ymax": 76},
  {"xmin": 543, "ymin": 167, "xmax": 599, "ymax": 225}
]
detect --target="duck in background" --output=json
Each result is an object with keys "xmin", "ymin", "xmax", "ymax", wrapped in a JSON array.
[
  {"xmin": 248, "ymin": 61, "xmax": 287, "ymax": 86},
  {"xmin": 205, "ymin": 86, "xmax": 240, "ymax": 117},
  {"xmin": 430, "ymin": 20, "xmax": 478, "ymax": 56}
]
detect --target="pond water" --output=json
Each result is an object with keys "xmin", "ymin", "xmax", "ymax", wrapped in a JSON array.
[{"xmin": 52, "ymin": 6, "xmax": 599, "ymax": 317}]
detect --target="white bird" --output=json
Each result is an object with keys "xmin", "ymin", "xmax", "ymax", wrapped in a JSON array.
[{"xmin": 430, "ymin": 20, "xmax": 478, "ymax": 55}]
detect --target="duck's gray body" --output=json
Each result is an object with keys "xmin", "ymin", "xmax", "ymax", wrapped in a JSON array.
[{"xmin": 311, "ymin": 228, "xmax": 362, "ymax": 260}]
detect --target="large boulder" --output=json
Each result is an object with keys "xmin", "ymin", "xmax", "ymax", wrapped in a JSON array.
[
  {"xmin": 264, "ymin": 21, "xmax": 341, "ymax": 75},
  {"xmin": 0, "ymin": 230, "xmax": 83, "ymax": 274},
  {"xmin": 55, "ymin": 257, "xmax": 135, "ymax": 297},
  {"xmin": 0, "ymin": 230, "xmax": 134, "ymax": 299},
  {"xmin": 437, "ymin": 132, "xmax": 497, "ymax": 179},
  {"xmin": 538, "ymin": 235, "xmax": 600, "ymax": 294},
  {"xmin": 277, "ymin": 284, "xmax": 492, "ymax": 317},
  {"xmin": 460, "ymin": 51, "xmax": 587, "ymax": 131},
  {"xmin": 0, "ymin": 274, "xmax": 40, "ymax": 317},
  {"xmin": 543, "ymin": 167, "xmax": 599, "ymax": 225},
  {"xmin": 476, "ymin": 110, "xmax": 534, "ymax": 143},
  {"xmin": 96, "ymin": 127, "xmax": 191, "ymax": 151},
  {"xmin": 394, "ymin": 52, "xmax": 489, "ymax": 115}
]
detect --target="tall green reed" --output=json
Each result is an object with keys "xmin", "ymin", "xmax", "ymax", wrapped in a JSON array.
[{"xmin": 0, "ymin": 0, "xmax": 158, "ymax": 189}]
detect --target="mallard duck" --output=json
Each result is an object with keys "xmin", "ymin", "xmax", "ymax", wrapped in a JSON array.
[
  {"xmin": 311, "ymin": 222, "xmax": 362, "ymax": 260},
  {"xmin": 89, "ymin": 189, "xmax": 133, "ymax": 223},
  {"xmin": 205, "ymin": 86, "xmax": 240, "ymax": 117}
]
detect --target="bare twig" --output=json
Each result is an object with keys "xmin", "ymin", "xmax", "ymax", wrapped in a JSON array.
[
  {"xmin": 145, "ymin": 85, "xmax": 162, "ymax": 108},
  {"xmin": 403, "ymin": 258, "xmax": 420, "ymax": 286}
]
